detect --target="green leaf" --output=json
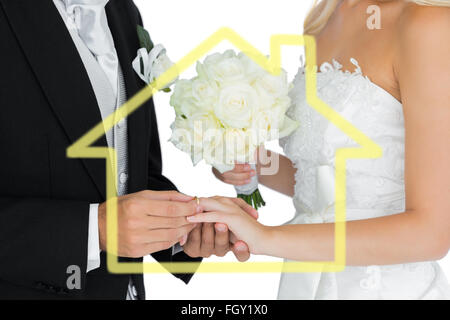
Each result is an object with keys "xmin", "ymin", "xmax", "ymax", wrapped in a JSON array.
[
  {"xmin": 162, "ymin": 88, "xmax": 172, "ymax": 93},
  {"xmin": 137, "ymin": 25, "xmax": 154, "ymax": 53}
]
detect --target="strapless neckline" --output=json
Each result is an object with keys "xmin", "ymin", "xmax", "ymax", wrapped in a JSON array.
[{"xmin": 313, "ymin": 58, "xmax": 402, "ymax": 106}]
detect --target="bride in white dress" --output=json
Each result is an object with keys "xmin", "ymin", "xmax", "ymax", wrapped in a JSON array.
[{"xmin": 188, "ymin": 0, "xmax": 450, "ymax": 299}]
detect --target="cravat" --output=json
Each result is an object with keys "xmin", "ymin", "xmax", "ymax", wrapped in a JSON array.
[{"xmin": 63, "ymin": 0, "xmax": 119, "ymax": 98}]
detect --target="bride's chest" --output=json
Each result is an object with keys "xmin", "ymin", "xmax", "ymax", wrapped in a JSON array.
[{"xmin": 282, "ymin": 64, "xmax": 405, "ymax": 169}]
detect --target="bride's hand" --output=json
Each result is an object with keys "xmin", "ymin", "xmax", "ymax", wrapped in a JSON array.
[
  {"xmin": 212, "ymin": 164, "xmax": 257, "ymax": 186},
  {"xmin": 187, "ymin": 197, "xmax": 268, "ymax": 255}
]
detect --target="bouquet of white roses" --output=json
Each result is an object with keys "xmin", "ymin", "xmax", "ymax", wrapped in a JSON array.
[{"xmin": 169, "ymin": 50, "xmax": 298, "ymax": 209}]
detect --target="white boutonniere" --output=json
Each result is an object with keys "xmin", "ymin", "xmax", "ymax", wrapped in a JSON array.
[{"xmin": 132, "ymin": 25, "xmax": 177, "ymax": 92}]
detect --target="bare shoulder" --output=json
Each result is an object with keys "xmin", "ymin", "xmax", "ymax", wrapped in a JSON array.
[
  {"xmin": 393, "ymin": 4, "xmax": 449, "ymax": 107},
  {"xmin": 397, "ymin": 4, "xmax": 450, "ymax": 41},
  {"xmin": 394, "ymin": 4, "xmax": 450, "ymax": 75}
]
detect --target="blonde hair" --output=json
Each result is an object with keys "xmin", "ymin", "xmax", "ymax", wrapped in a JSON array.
[{"xmin": 304, "ymin": 0, "xmax": 450, "ymax": 35}]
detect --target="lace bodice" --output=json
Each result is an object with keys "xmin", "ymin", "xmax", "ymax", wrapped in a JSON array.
[{"xmin": 281, "ymin": 59, "xmax": 405, "ymax": 219}]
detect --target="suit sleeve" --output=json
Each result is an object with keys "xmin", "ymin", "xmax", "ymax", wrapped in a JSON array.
[
  {"xmin": 132, "ymin": 2, "xmax": 202, "ymax": 284},
  {"xmin": 146, "ymin": 98, "xmax": 202, "ymax": 284},
  {"xmin": 0, "ymin": 198, "xmax": 90, "ymax": 294}
]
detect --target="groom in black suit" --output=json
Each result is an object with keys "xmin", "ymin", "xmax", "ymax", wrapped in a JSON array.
[{"xmin": 0, "ymin": 0, "xmax": 250, "ymax": 300}]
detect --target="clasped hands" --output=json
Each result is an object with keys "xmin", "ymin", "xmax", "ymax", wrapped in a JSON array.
[{"xmin": 98, "ymin": 190, "xmax": 259, "ymax": 261}]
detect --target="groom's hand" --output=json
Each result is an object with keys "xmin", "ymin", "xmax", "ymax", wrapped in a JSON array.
[
  {"xmin": 182, "ymin": 197, "xmax": 258, "ymax": 262},
  {"xmin": 98, "ymin": 190, "xmax": 200, "ymax": 258}
]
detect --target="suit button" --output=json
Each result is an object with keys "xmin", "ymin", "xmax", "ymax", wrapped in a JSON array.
[{"xmin": 119, "ymin": 172, "xmax": 128, "ymax": 184}]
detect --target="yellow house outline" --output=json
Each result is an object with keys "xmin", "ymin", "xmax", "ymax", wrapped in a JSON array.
[{"xmin": 67, "ymin": 27, "xmax": 382, "ymax": 274}]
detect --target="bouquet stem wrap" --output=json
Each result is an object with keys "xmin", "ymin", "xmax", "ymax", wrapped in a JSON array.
[
  {"xmin": 235, "ymin": 164, "xmax": 265, "ymax": 209},
  {"xmin": 216, "ymin": 164, "xmax": 265, "ymax": 209}
]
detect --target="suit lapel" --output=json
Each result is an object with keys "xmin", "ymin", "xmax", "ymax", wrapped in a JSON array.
[
  {"xmin": 1, "ymin": 0, "xmax": 151, "ymax": 198},
  {"xmin": 0, "ymin": 0, "xmax": 107, "ymax": 199},
  {"xmin": 106, "ymin": 1, "xmax": 150, "ymax": 194}
]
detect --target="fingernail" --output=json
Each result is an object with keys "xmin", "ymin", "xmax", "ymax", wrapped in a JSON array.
[
  {"xmin": 236, "ymin": 244, "xmax": 246, "ymax": 251},
  {"xmin": 196, "ymin": 205, "xmax": 203, "ymax": 213},
  {"xmin": 180, "ymin": 234, "xmax": 188, "ymax": 246},
  {"xmin": 250, "ymin": 171, "xmax": 256, "ymax": 177},
  {"xmin": 215, "ymin": 224, "xmax": 227, "ymax": 232}
]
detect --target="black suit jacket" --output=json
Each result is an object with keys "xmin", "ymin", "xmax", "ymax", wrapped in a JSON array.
[{"xmin": 0, "ymin": 0, "xmax": 200, "ymax": 300}]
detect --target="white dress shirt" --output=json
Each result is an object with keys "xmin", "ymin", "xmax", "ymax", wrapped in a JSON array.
[{"xmin": 53, "ymin": 0, "xmax": 182, "ymax": 300}]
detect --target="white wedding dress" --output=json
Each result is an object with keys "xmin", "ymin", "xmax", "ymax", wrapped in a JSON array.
[{"xmin": 278, "ymin": 58, "xmax": 450, "ymax": 300}]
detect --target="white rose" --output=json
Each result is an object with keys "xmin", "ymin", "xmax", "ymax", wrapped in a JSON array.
[
  {"xmin": 251, "ymin": 110, "xmax": 280, "ymax": 144},
  {"xmin": 203, "ymin": 50, "xmax": 236, "ymax": 67},
  {"xmin": 253, "ymin": 83, "xmax": 276, "ymax": 110},
  {"xmin": 223, "ymin": 129, "xmax": 256, "ymax": 164},
  {"xmin": 170, "ymin": 80, "xmax": 194, "ymax": 117},
  {"xmin": 254, "ymin": 71, "xmax": 289, "ymax": 100},
  {"xmin": 184, "ymin": 112, "xmax": 222, "ymax": 136},
  {"xmin": 202, "ymin": 50, "xmax": 246, "ymax": 85},
  {"xmin": 191, "ymin": 78, "xmax": 218, "ymax": 110},
  {"xmin": 170, "ymin": 79, "xmax": 217, "ymax": 118},
  {"xmin": 170, "ymin": 117, "xmax": 206, "ymax": 165},
  {"xmin": 177, "ymin": 100, "xmax": 203, "ymax": 119},
  {"xmin": 170, "ymin": 118, "xmax": 194, "ymax": 154},
  {"xmin": 214, "ymin": 83, "xmax": 260, "ymax": 129},
  {"xmin": 202, "ymin": 127, "xmax": 227, "ymax": 166},
  {"xmin": 196, "ymin": 51, "xmax": 232, "ymax": 81},
  {"xmin": 203, "ymin": 127, "xmax": 256, "ymax": 167},
  {"xmin": 238, "ymin": 52, "xmax": 266, "ymax": 82},
  {"xmin": 170, "ymin": 80, "xmax": 192, "ymax": 104}
]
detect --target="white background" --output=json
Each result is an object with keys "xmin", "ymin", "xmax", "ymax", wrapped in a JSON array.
[{"xmin": 134, "ymin": 0, "xmax": 450, "ymax": 299}]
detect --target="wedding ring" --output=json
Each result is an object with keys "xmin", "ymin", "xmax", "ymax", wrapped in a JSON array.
[{"xmin": 194, "ymin": 196, "xmax": 200, "ymax": 206}]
